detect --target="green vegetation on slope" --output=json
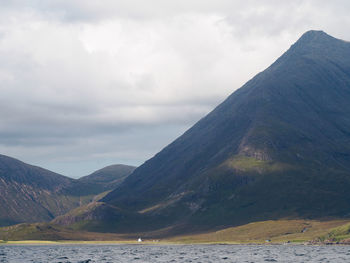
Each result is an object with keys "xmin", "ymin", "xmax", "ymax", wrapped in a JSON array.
[
  {"xmin": 0, "ymin": 223, "xmax": 130, "ymax": 241},
  {"xmin": 170, "ymin": 219, "xmax": 350, "ymax": 244},
  {"xmin": 316, "ymin": 222, "xmax": 350, "ymax": 243},
  {"xmin": 224, "ymin": 156, "xmax": 290, "ymax": 173},
  {"xmin": 2, "ymin": 219, "xmax": 350, "ymax": 244}
]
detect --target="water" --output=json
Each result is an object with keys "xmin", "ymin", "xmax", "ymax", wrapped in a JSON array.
[{"xmin": 1, "ymin": 244, "xmax": 350, "ymax": 263}]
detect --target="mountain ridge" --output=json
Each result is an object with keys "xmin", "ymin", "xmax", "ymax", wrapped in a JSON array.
[{"xmin": 0, "ymin": 154, "xmax": 135, "ymax": 226}]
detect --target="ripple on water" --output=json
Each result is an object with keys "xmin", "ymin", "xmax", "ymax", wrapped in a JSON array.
[{"xmin": 1, "ymin": 244, "xmax": 350, "ymax": 263}]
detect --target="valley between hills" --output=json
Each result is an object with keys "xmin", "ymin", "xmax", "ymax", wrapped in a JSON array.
[{"xmin": 2, "ymin": 30, "xmax": 350, "ymax": 244}]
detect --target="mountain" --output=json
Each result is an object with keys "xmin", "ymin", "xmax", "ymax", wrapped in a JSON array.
[
  {"xmin": 0, "ymin": 154, "xmax": 76, "ymax": 226},
  {"xmin": 76, "ymin": 164, "xmax": 136, "ymax": 195},
  {"xmin": 55, "ymin": 30, "xmax": 350, "ymax": 234},
  {"xmin": 0, "ymin": 154, "xmax": 135, "ymax": 226}
]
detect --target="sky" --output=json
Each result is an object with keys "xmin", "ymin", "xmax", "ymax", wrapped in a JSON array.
[{"xmin": 0, "ymin": 0, "xmax": 350, "ymax": 178}]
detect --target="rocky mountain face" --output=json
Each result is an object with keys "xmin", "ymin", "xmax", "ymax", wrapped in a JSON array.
[
  {"xmin": 55, "ymin": 30, "xmax": 350, "ymax": 234},
  {"xmin": 0, "ymin": 154, "xmax": 135, "ymax": 226},
  {"xmin": 0, "ymin": 154, "xmax": 75, "ymax": 226}
]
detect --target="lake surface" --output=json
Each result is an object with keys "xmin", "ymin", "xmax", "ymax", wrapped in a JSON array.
[{"xmin": 1, "ymin": 244, "xmax": 350, "ymax": 262}]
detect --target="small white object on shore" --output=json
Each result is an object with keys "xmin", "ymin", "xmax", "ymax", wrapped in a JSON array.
[{"xmin": 138, "ymin": 238, "xmax": 142, "ymax": 242}]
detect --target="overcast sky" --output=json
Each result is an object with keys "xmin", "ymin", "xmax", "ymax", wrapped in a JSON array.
[{"xmin": 0, "ymin": 0, "xmax": 349, "ymax": 178}]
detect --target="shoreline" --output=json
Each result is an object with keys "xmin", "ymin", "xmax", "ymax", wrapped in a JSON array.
[{"xmin": 0, "ymin": 240, "xmax": 347, "ymax": 246}]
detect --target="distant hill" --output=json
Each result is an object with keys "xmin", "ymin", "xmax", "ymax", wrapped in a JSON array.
[
  {"xmin": 0, "ymin": 154, "xmax": 135, "ymax": 226},
  {"xmin": 76, "ymin": 164, "xmax": 136, "ymax": 194},
  {"xmin": 56, "ymin": 30, "xmax": 350, "ymax": 234}
]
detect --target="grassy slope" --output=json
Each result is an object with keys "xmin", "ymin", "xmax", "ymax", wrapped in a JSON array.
[
  {"xmin": 316, "ymin": 222, "xmax": 350, "ymax": 243},
  {"xmin": 0, "ymin": 223, "xmax": 130, "ymax": 242},
  {"xmin": 1, "ymin": 219, "xmax": 350, "ymax": 244},
  {"xmin": 169, "ymin": 219, "xmax": 350, "ymax": 244}
]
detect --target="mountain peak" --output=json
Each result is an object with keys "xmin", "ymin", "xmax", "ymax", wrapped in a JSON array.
[
  {"xmin": 271, "ymin": 30, "xmax": 350, "ymax": 68},
  {"xmin": 300, "ymin": 30, "xmax": 330, "ymax": 40},
  {"xmin": 294, "ymin": 30, "xmax": 341, "ymax": 48}
]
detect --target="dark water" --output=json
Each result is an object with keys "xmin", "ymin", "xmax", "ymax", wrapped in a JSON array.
[{"xmin": 1, "ymin": 244, "xmax": 350, "ymax": 263}]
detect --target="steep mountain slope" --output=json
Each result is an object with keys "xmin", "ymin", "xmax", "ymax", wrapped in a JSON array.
[
  {"xmin": 54, "ymin": 31, "xmax": 350, "ymax": 234},
  {"xmin": 0, "ymin": 155, "xmax": 135, "ymax": 226},
  {"xmin": 0, "ymin": 154, "xmax": 76, "ymax": 226}
]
